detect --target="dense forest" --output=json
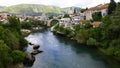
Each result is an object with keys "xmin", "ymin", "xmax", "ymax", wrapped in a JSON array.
[{"xmin": 0, "ymin": 16, "xmax": 28, "ymax": 68}]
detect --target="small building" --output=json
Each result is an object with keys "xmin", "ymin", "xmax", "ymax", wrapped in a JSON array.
[
  {"xmin": 0, "ymin": 13, "xmax": 9, "ymax": 20},
  {"xmin": 84, "ymin": 4, "xmax": 109, "ymax": 20},
  {"xmin": 60, "ymin": 18, "xmax": 71, "ymax": 28}
]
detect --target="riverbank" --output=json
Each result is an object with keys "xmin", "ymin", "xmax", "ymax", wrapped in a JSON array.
[
  {"xmin": 52, "ymin": 28, "xmax": 120, "ymax": 67},
  {"xmin": 21, "ymin": 26, "xmax": 47, "ymax": 36},
  {"xmin": 98, "ymin": 48, "xmax": 120, "ymax": 68},
  {"xmin": 25, "ymin": 29, "xmax": 112, "ymax": 68}
]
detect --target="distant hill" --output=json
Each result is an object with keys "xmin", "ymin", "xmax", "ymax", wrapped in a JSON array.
[{"xmin": 0, "ymin": 4, "xmax": 81, "ymax": 16}]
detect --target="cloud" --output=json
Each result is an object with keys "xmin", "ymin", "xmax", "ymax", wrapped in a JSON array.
[{"xmin": 0, "ymin": 0, "xmax": 119, "ymax": 8}]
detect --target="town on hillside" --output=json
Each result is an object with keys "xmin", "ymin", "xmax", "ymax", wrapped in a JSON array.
[{"xmin": 0, "ymin": 4, "xmax": 108, "ymax": 28}]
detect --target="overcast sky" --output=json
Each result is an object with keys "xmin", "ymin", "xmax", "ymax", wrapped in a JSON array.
[{"xmin": 0, "ymin": 0, "xmax": 119, "ymax": 8}]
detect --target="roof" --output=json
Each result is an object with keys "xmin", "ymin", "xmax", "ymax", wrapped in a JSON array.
[
  {"xmin": 91, "ymin": 21, "xmax": 102, "ymax": 27},
  {"xmin": 85, "ymin": 4, "xmax": 109, "ymax": 12}
]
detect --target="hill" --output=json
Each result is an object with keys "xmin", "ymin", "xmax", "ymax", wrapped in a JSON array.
[
  {"xmin": 0, "ymin": 4, "xmax": 81, "ymax": 16},
  {"xmin": 0, "ymin": 4, "xmax": 69, "ymax": 15}
]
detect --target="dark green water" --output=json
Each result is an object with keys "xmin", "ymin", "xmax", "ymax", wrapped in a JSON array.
[{"xmin": 25, "ymin": 29, "xmax": 111, "ymax": 68}]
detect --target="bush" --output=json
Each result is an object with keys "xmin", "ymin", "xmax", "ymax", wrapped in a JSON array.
[
  {"xmin": 0, "ymin": 29, "xmax": 19, "ymax": 50},
  {"xmin": 63, "ymin": 14, "xmax": 71, "ymax": 18},
  {"xmin": 50, "ymin": 19, "xmax": 59, "ymax": 26},
  {"xmin": 0, "ymin": 40, "xmax": 13, "ymax": 67},
  {"xmin": 19, "ymin": 37, "xmax": 28, "ymax": 49},
  {"xmin": 11, "ymin": 50, "xmax": 25, "ymax": 63},
  {"xmin": 75, "ymin": 29, "xmax": 89, "ymax": 43},
  {"xmin": 92, "ymin": 12, "xmax": 102, "ymax": 21},
  {"xmin": 87, "ymin": 38, "xmax": 97, "ymax": 46},
  {"xmin": 0, "ymin": 62, "xmax": 4, "ymax": 68},
  {"xmin": 21, "ymin": 22, "xmax": 33, "ymax": 29}
]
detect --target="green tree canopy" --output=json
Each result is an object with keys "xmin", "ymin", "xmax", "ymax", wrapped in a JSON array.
[
  {"xmin": 63, "ymin": 14, "xmax": 71, "ymax": 18},
  {"xmin": 50, "ymin": 19, "xmax": 59, "ymax": 26},
  {"xmin": 11, "ymin": 50, "xmax": 25, "ymax": 63},
  {"xmin": 0, "ymin": 40, "xmax": 13, "ymax": 68},
  {"xmin": 92, "ymin": 12, "xmax": 102, "ymax": 21},
  {"xmin": 108, "ymin": 0, "xmax": 117, "ymax": 15}
]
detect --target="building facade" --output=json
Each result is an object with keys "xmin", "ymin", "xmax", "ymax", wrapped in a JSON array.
[{"xmin": 84, "ymin": 4, "xmax": 109, "ymax": 20}]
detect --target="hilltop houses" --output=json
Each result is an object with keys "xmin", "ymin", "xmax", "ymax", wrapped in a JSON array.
[{"xmin": 84, "ymin": 4, "xmax": 109, "ymax": 20}]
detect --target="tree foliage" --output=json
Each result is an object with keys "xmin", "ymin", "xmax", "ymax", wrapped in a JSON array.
[
  {"xmin": 0, "ymin": 40, "xmax": 13, "ymax": 67},
  {"xmin": 87, "ymin": 38, "xmax": 97, "ymax": 46},
  {"xmin": 108, "ymin": 0, "xmax": 116, "ymax": 15},
  {"xmin": 63, "ymin": 14, "xmax": 71, "ymax": 18},
  {"xmin": 11, "ymin": 50, "xmax": 25, "ymax": 63},
  {"xmin": 92, "ymin": 12, "xmax": 102, "ymax": 21},
  {"xmin": 0, "ymin": 16, "xmax": 28, "ymax": 67},
  {"xmin": 50, "ymin": 19, "xmax": 59, "ymax": 26}
]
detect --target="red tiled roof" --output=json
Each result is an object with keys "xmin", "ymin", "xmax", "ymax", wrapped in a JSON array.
[
  {"xmin": 99, "ymin": 4, "xmax": 109, "ymax": 10},
  {"xmin": 85, "ymin": 4, "xmax": 109, "ymax": 12},
  {"xmin": 91, "ymin": 21, "xmax": 102, "ymax": 27}
]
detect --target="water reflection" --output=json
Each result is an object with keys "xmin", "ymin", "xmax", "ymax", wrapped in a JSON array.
[{"xmin": 25, "ymin": 29, "xmax": 108, "ymax": 68}]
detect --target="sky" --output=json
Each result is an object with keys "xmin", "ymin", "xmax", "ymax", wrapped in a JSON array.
[{"xmin": 0, "ymin": 0, "xmax": 119, "ymax": 8}]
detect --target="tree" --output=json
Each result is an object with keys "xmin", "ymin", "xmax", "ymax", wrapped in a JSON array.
[
  {"xmin": 108, "ymin": 0, "xmax": 116, "ymax": 15},
  {"xmin": 21, "ymin": 22, "xmax": 33, "ymax": 29},
  {"xmin": 75, "ymin": 29, "xmax": 89, "ymax": 43},
  {"xmin": 8, "ymin": 16, "xmax": 21, "ymax": 31},
  {"xmin": 50, "ymin": 19, "xmax": 59, "ymax": 26},
  {"xmin": 0, "ymin": 40, "xmax": 13, "ymax": 68},
  {"xmin": 11, "ymin": 50, "xmax": 25, "ymax": 63},
  {"xmin": 64, "ymin": 27, "xmax": 73, "ymax": 36},
  {"xmin": 81, "ymin": 8, "xmax": 87, "ymax": 13},
  {"xmin": 87, "ymin": 38, "xmax": 97, "ymax": 46},
  {"xmin": 63, "ymin": 14, "xmax": 71, "ymax": 18},
  {"xmin": 101, "ymin": 3, "xmax": 120, "ymax": 58},
  {"xmin": 74, "ymin": 24, "xmax": 81, "ymax": 31},
  {"xmin": 92, "ymin": 12, "xmax": 102, "ymax": 21},
  {"xmin": 49, "ymin": 16, "xmax": 53, "ymax": 19},
  {"xmin": 0, "ymin": 29, "xmax": 19, "ymax": 50}
]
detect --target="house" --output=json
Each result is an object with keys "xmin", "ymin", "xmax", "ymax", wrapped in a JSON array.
[
  {"xmin": 71, "ymin": 13, "xmax": 85, "ymax": 24},
  {"xmin": 0, "ymin": 13, "xmax": 10, "ymax": 24},
  {"xmin": 0, "ymin": 13, "xmax": 9, "ymax": 20},
  {"xmin": 84, "ymin": 4, "xmax": 109, "ymax": 20},
  {"xmin": 60, "ymin": 18, "xmax": 71, "ymax": 28}
]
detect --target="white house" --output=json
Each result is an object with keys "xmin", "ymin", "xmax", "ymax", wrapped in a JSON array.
[
  {"xmin": 60, "ymin": 18, "xmax": 71, "ymax": 28},
  {"xmin": 84, "ymin": 4, "xmax": 109, "ymax": 20}
]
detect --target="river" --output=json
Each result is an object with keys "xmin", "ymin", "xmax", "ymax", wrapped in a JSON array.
[{"xmin": 25, "ymin": 29, "xmax": 116, "ymax": 68}]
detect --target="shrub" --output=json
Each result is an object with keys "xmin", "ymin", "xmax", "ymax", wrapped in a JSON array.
[
  {"xmin": 87, "ymin": 38, "xmax": 97, "ymax": 46},
  {"xmin": 11, "ymin": 50, "xmax": 25, "ymax": 63}
]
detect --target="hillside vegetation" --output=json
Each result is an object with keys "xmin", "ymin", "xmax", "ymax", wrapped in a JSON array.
[{"xmin": 0, "ymin": 4, "xmax": 72, "ymax": 15}]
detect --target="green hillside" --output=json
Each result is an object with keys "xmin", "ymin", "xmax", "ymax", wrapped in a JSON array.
[{"xmin": 0, "ymin": 4, "xmax": 70, "ymax": 15}]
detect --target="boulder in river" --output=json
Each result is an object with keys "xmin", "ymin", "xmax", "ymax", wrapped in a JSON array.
[
  {"xmin": 23, "ymin": 52, "xmax": 35, "ymax": 66},
  {"xmin": 31, "ymin": 50, "xmax": 43, "ymax": 55},
  {"xmin": 33, "ymin": 45, "xmax": 40, "ymax": 49},
  {"xmin": 28, "ymin": 42, "xmax": 34, "ymax": 45}
]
